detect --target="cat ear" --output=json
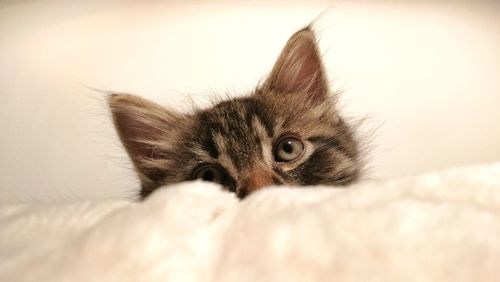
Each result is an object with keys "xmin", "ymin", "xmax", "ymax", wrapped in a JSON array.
[
  {"xmin": 263, "ymin": 27, "xmax": 328, "ymax": 103},
  {"xmin": 108, "ymin": 94, "xmax": 183, "ymax": 182}
]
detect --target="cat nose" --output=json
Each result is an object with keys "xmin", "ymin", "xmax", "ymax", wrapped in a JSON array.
[{"xmin": 240, "ymin": 169, "xmax": 274, "ymax": 197}]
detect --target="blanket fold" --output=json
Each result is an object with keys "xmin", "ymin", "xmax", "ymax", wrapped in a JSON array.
[{"xmin": 1, "ymin": 162, "xmax": 500, "ymax": 282}]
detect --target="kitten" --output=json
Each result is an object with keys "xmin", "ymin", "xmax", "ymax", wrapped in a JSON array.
[{"xmin": 109, "ymin": 26, "xmax": 361, "ymax": 199}]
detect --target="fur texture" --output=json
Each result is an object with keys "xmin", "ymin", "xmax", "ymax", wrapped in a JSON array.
[{"xmin": 109, "ymin": 27, "xmax": 361, "ymax": 199}]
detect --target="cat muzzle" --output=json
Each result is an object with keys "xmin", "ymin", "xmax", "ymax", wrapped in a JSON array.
[{"xmin": 240, "ymin": 169, "xmax": 275, "ymax": 197}]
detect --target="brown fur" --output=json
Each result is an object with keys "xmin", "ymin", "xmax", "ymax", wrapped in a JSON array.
[{"xmin": 109, "ymin": 27, "xmax": 362, "ymax": 199}]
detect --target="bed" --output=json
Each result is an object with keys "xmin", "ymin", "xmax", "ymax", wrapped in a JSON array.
[{"xmin": 1, "ymin": 162, "xmax": 500, "ymax": 282}]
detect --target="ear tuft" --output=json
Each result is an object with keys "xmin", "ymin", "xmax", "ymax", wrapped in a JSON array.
[
  {"xmin": 108, "ymin": 94, "xmax": 183, "ymax": 182},
  {"xmin": 263, "ymin": 27, "xmax": 328, "ymax": 103}
]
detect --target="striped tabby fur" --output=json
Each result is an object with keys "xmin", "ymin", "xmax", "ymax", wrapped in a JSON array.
[{"xmin": 109, "ymin": 27, "xmax": 361, "ymax": 199}]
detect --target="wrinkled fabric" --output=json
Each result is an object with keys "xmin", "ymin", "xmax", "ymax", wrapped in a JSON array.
[{"xmin": 1, "ymin": 162, "xmax": 500, "ymax": 282}]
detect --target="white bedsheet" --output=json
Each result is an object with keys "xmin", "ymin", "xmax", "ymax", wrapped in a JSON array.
[{"xmin": 1, "ymin": 162, "xmax": 500, "ymax": 282}]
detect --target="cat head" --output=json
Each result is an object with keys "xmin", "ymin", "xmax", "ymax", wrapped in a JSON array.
[{"xmin": 109, "ymin": 27, "xmax": 361, "ymax": 199}]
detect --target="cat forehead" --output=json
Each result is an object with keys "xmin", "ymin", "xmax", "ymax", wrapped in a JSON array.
[
  {"xmin": 187, "ymin": 97, "xmax": 277, "ymax": 169},
  {"xmin": 195, "ymin": 97, "xmax": 275, "ymax": 137}
]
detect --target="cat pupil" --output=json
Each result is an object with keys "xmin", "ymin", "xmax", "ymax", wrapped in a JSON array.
[
  {"xmin": 203, "ymin": 170, "xmax": 214, "ymax": 181},
  {"xmin": 283, "ymin": 142, "xmax": 294, "ymax": 153}
]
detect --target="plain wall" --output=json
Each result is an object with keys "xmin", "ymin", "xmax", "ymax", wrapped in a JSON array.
[{"xmin": 1, "ymin": 0, "xmax": 499, "ymax": 202}]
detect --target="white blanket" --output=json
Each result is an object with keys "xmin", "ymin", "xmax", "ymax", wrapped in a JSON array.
[{"xmin": 1, "ymin": 162, "xmax": 500, "ymax": 282}]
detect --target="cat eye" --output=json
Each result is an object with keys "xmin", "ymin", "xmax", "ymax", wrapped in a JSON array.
[
  {"xmin": 274, "ymin": 136, "xmax": 304, "ymax": 162},
  {"xmin": 192, "ymin": 165, "xmax": 224, "ymax": 184}
]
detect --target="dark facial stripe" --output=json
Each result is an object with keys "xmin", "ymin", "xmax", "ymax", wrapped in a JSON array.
[
  {"xmin": 293, "ymin": 147, "xmax": 332, "ymax": 185},
  {"xmin": 195, "ymin": 112, "xmax": 221, "ymax": 159},
  {"xmin": 197, "ymin": 98, "xmax": 273, "ymax": 170},
  {"xmin": 202, "ymin": 135, "xmax": 219, "ymax": 158},
  {"xmin": 308, "ymin": 135, "xmax": 351, "ymax": 158},
  {"xmin": 244, "ymin": 99, "xmax": 274, "ymax": 137}
]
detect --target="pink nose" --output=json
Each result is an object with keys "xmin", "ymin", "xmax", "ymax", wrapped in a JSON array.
[{"xmin": 241, "ymin": 169, "xmax": 274, "ymax": 197}]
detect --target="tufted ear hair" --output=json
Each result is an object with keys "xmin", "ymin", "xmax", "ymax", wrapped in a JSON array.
[
  {"xmin": 108, "ymin": 94, "xmax": 184, "ymax": 183},
  {"xmin": 262, "ymin": 27, "xmax": 328, "ymax": 104}
]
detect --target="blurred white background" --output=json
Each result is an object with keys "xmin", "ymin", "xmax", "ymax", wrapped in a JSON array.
[{"xmin": 0, "ymin": 0, "xmax": 499, "ymax": 202}]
